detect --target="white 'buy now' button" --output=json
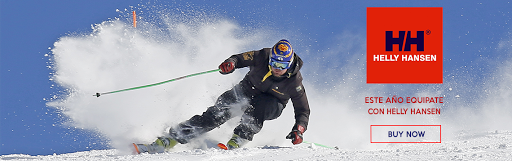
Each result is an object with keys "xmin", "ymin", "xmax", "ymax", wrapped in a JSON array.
[{"xmin": 370, "ymin": 125, "xmax": 441, "ymax": 143}]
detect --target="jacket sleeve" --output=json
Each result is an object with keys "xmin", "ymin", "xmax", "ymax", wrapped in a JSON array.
[
  {"xmin": 290, "ymin": 82, "xmax": 310, "ymax": 132},
  {"xmin": 223, "ymin": 49, "xmax": 268, "ymax": 68}
]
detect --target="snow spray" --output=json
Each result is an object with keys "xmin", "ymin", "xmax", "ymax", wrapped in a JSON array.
[{"xmin": 47, "ymin": 6, "xmax": 279, "ymax": 153}]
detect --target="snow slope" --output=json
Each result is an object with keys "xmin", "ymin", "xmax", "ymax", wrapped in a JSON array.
[{"xmin": 2, "ymin": 131, "xmax": 511, "ymax": 160}]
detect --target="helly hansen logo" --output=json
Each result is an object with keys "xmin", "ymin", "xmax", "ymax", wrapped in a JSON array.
[
  {"xmin": 366, "ymin": 7, "xmax": 443, "ymax": 84},
  {"xmin": 385, "ymin": 31, "xmax": 424, "ymax": 51}
]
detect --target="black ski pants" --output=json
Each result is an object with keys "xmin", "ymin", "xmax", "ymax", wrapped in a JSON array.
[{"xmin": 168, "ymin": 84, "xmax": 285, "ymax": 144}]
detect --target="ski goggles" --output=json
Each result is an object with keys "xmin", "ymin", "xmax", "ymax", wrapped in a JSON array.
[{"xmin": 270, "ymin": 59, "xmax": 291, "ymax": 70}]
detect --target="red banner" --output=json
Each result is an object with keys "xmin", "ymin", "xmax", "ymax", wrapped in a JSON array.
[{"xmin": 367, "ymin": 7, "xmax": 443, "ymax": 83}]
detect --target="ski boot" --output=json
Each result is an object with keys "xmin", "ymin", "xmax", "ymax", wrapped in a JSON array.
[
  {"xmin": 133, "ymin": 137, "xmax": 178, "ymax": 154},
  {"xmin": 217, "ymin": 134, "xmax": 249, "ymax": 150}
]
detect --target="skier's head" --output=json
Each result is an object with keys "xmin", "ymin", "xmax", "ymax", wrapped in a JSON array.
[{"xmin": 270, "ymin": 39, "xmax": 294, "ymax": 70}]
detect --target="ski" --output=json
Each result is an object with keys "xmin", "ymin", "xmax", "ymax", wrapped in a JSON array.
[
  {"xmin": 217, "ymin": 143, "xmax": 229, "ymax": 150},
  {"xmin": 133, "ymin": 143, "xmax": 142, "ymax": 154}
]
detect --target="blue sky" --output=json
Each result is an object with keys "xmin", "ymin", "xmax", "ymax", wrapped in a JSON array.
[{"xmin": 1, "ymin": 0, "xmax": 511, "ymax": 155}]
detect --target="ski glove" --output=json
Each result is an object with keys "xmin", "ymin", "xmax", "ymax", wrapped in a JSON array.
[
  {"xmin": 286, "ymin": 125, "xmax": 305, "ymax": 145},
  {"xmin": 219, "ymin": 61, "xmax": 235, "ymax": 74}
]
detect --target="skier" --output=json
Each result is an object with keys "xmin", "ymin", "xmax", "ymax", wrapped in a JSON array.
[{"xmin": 134, "ymin": 39, "xmax": 310, "ymax": 153}]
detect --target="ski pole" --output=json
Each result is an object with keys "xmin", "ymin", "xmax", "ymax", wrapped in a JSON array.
[
  {"xmin": 302, "ymin": 141, "xmax": 339, "ymax": 150},
  {"xmin": 94, "ymin": 69, "xmax": 221, "ymax": 97}
]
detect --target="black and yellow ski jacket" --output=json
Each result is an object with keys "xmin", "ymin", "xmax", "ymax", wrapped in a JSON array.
[{"xmin": 224, "ymin": 48, "xmax": 310, "ymax": 131}]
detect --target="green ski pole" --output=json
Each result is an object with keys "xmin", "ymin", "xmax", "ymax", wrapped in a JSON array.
[
  {"xmin": 94, "ymin": 69, "xmax": 221, "ymax": 97},
  {"xmin": 302, "ymin": 141, "xmax": 339, "ymax": 150}
]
